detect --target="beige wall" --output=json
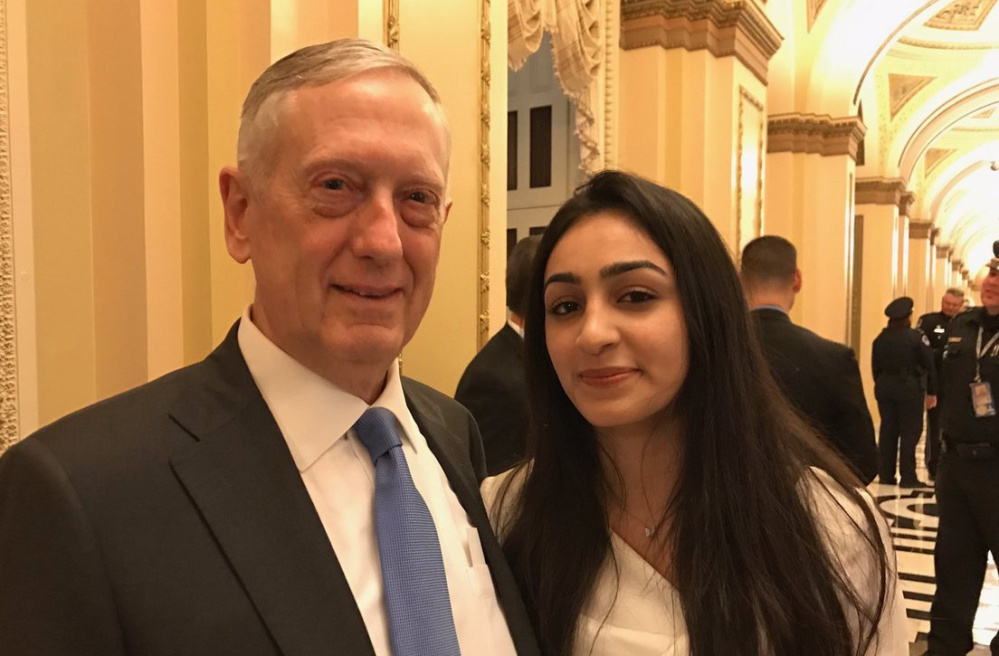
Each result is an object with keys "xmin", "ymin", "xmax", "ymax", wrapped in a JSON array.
[
  {"xmin": 618, "ymin": 46, "xmax": 766, "ymax": 252},
  {"xmin": 14, "ymin": 0, "xmax": 508, "ymax": 429}
]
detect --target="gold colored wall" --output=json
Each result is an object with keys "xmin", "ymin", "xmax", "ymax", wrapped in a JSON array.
[{"xmin": 15, "ymin": 0, "xmax": 507, "ymax": 429}]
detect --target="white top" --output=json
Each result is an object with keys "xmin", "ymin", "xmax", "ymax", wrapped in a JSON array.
[
  {"xmin": 238, "ymin": 310, "xmax": 516, "ymax": 656},
  {"xmin": 482, "ymin": 469, "xmax": 909, "ymax": 656}
]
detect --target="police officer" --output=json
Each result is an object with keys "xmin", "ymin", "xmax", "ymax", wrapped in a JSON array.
[
  {"xmin": 917, "ymin": 288, "xmax": 966, "ymax": 479},
  {"xmin": 872, "ymin": 296, "xmax": 937, "ymax": 487},
  {"xmin": 925, "ymin": 246, "xmax": 999, "ymax": 656}
]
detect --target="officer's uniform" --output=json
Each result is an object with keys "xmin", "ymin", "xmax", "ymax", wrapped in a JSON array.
[
  {"xmin": 917, "ymin": 310, "xmax": 955, "ymax": 477},
  {"xmin": 926, "ymin": 291, "xmax": 999, "ymax": 655},
  {"xmin": 871, "ymin": 297, "xmax": 937, "ymax": 486}
]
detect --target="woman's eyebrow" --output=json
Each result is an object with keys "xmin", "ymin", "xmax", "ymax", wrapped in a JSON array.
[
  {"xmin": 599, "ymin": 260, "xmax": 668, "ymax": 279},
  {"xmin": 543, "ymin": 272, "xmax": 580, "ymax": 290}
]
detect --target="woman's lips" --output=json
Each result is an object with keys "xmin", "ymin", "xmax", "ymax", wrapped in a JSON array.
[{"xmin": 578, "ymin": 367, "xmax": 637, "ymax": 387}]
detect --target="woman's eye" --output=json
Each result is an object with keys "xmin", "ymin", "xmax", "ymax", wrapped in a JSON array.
[
  {"xmin": 322, "ymin": 178, "xmax": 345, "ymax": 191},
  {"xmin": 548, "ymin": 300, "xmax": 580, "ymax": 316},
  {"xmin": 621, "ymin": 290, "xmax": 656, "ymax": 304}
]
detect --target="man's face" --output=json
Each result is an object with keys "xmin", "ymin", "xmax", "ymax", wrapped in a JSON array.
[
  {"xmin": 222, "ymin": 69, "xmax": 451, "ymax": 394},
  {"xmin": 981, "ymin": 269, "xmax": 999, "ymax": 314},
  {"xmin": 941, "ymin": 293, "xmax": 964, "ymax": 317}
]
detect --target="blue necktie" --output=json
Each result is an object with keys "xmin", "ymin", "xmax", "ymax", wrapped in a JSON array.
[{"xmin": 352, "ymin": 407, "xmax": 461, "ymax": 656}]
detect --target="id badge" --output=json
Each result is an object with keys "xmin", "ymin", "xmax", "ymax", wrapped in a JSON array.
[{"xmin": 970, "ymin": 381, "xmax": 997, "ymax": 418}]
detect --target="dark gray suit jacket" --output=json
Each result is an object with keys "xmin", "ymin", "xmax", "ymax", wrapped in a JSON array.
[
  {"xmin": 455, "ymin": 324, "xmax": 529, "ymax": 476},
  {"xmin": 0, "ymin": 323, "xmax": 539, "ymax": 656},
  {"xmin": 751, "ymin": 308, "xmax": 879, "ymax": 484}
]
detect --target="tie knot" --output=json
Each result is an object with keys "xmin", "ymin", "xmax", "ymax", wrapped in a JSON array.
[{"xmin": 353, "ymin": 407, "xmax": 403, "ymax": 461}]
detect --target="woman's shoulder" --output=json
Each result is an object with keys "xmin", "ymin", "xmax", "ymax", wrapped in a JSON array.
[{"xmin": 480, "ymin": 464, "xmax": 531, "ymax": 536}]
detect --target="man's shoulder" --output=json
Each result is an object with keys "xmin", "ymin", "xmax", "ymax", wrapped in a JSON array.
[
  {"xmin": 28, "ymin": 361, "xmax": 205, "ymax": 449},
  {"xmin": 777, "ymin": 319, "xmax": 852, "ymax": 356},
  {"xmin": 403, "ymin": 377, "xmax": 472, "ymax": 424}
]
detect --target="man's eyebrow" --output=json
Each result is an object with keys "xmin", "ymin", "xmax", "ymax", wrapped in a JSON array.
[{"xmin": 599, "ymin": 260, "xmax": 669, "ymax": 279}]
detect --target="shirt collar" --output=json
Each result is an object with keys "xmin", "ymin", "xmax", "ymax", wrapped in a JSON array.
[
  {"xmin": 751, "ymin": 304, "xmax": 789, "ymax": 314},
  {"xmin": 506, "ymin": 318, "xmax": 524, "ymax": 338},
  {"xmin": 236, "ymin": 306, "xmax": 421, "ymax": 472}
]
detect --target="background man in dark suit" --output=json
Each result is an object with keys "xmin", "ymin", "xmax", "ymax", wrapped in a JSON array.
[
  {"xmin": 0, "ymin": 40, "xmax": 539, "ymax": 656},
  {"xmin": 455, "ymin": 235, "xmax": 540, "ymax": 475},
  {"xmin": 916, "ymin": 287, "xmax": 965, "ymax": 479},
  {"xmin": 740, "ymin": 235, "xmax": 879, "ymax": 484}
]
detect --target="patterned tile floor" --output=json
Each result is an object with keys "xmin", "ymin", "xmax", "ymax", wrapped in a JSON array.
[{"xmin": 870, "ymin": 443, "xmax": 998, "ymax": 655}]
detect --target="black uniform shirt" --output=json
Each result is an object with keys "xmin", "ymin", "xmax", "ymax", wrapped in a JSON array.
[
  {"xmin": 917, "ymin": 311, "xmax": 953, "ymax": 353},
  {"xmin": 872, "ymin": 326, "xmax": 937, "ymax": 401},
  {"xmin": 941, "ymin": 308, "xmax": 999, "ymax": 444}
]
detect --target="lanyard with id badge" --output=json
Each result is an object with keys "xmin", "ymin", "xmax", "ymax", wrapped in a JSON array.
[{"xmin": 971, "ymin": 326, "xmax": 999, "ymax": 418}]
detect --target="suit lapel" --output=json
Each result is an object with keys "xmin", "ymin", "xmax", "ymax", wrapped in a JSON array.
[
  {"xmin": 168, "ymin": 326, "xmax": 374, "ymax": 656},
  {"xmin": 403, "ymin": 382, "xmax": 541, "ymax": 656}
]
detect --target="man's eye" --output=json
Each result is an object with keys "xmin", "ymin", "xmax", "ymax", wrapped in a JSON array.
[
  {"xmin": 322, "ymin": 179, "xmax": 345, "ymax": 190},
  {"xmin": 408, "ymin": 191, "xmax": 432, "ymax": 204}
]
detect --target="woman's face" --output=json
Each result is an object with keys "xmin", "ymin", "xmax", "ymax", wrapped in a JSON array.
[{"xmin": 542, "ymin": 211, "xmax": 689, "ymax": 438}]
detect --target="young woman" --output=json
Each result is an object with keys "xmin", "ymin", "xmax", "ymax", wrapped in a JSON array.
[{"xmin": 484, "ymin": 170, "xmax": 907, "ymax": 656}]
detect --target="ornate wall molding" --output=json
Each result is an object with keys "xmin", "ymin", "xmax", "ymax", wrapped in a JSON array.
[
  {"xmin": 604, "ymin": 0, "xmax": 620, "ymax": 169},
  {"xmin": 620, "ymin": 0, "xmax": 783, "ymax": 85},
  {"xmin": 736, "ymin": 86, "xmax": 764, "ymax": 248},
  {"xmin": 925, "ymin": 0, "xmax": 997, "ymax": 30},
  {"xmin": 898, "ymin": 36, "xmax": 999, "ymax": 49},
  {"xmin": 384, "ymin": 0, "xmax": 400, "ymax": 49},
  {"xmin": 767, "ymin": 113, "xmax": 866, "ymax": 160},
  {"xmin": 477, "ymin": 0, "xmax": 491, "ymax": 348},
  {"xmin": 899, "ymin": 190, "xmax": 916, "ymax": 217},
  {"xmin": 0, "ymin": 0, "xmax": 17, "ymax": 450},
  {"xmin": 807, "ymin": 0, "xmax": 828, "ymax": 31},
  {"xmin": 855, "ymin": 177, "xmax": 907, "ymax": 206},
  {"xmin": 909, "ymin": 220, "xmax": 934, "ymax": 239}
]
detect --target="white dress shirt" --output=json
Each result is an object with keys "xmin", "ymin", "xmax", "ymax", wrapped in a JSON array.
[{"xmin": 238, "ymin": 310, "xmax": 516, "ymax": 656}]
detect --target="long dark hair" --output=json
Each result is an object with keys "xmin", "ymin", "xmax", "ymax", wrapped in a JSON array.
[{"xmin": 494, "ymin": 170, "xmax": 890, "ymax": 656}]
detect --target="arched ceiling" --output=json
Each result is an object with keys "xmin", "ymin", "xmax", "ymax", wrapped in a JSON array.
[{"xmin": 852, "ymin": 0, "xmax": 999, "ymax": 274}]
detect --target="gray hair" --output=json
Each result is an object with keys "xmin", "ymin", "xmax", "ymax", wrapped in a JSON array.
[{"xmin": 236, "ymin": 38, "xmax": 446, "ymax": 176}]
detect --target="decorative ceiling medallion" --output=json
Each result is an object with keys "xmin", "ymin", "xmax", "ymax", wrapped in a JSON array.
[
  {"xmin": 807, "ymin": 0, "xmax": 828, "ymax": 31},
  {"xmin": 888, "ymin": 74, "xmax": 935, "ymax": 118},
  {"xmin": 973, "ymin": 107, "xmax": 997, "ymax": 119},
  {"xmin": 924, "ymin": 148, "xmax": 956, "ymax": 174},
  {"xmin": 924, "ymin": 0, "xmax": 998, "ymax": 31}
]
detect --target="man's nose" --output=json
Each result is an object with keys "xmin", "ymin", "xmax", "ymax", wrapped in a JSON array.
[{"xmin": 352, "ymin": 192, "xmax": 403, "ymax": 261}]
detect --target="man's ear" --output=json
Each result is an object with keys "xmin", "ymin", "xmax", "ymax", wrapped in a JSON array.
[
  {"xmin": 442, "ymin": 198, "xmax": 453, "ymax": 226},
  {"xmin": 792, "ymin": 268, "xmax": 802, "ymax": 293},
  {"xmin": 220, "ymin": 167, "xmax": 252, "ymax": 264}
]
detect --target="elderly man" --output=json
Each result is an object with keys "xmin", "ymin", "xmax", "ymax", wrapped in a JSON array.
[
  {"xmin": 916, "ymin": 287, "xmax": 965, "ymax": 478},
  {"xmin": 0, "ymin": 40, "xmax": 539, "ymax": 656}
]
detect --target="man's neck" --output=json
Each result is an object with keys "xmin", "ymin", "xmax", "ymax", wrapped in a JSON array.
[{"xmin": 746, "ymin": 289, "xmax": 793, "ymax": 313}]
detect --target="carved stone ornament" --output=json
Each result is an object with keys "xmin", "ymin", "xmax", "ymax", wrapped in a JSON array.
[
  {"xmin": 936, "ymin": 244, "xmax": 952, "ymax": 258},
  {"xmin": 855, "ymin": 177, "xmax": 907, "ymax": 206},
  {"xmin": 0, "ymin": 0, "xmax": 19, "ymax": 451},
  {"xmin": 909, "ymin": 220, "xmax": 934, "ymax": 240},
  {"xmin": 925, "ymin": 0, "xmax": 998, "ymax": 31},
  {"xmin": 384, "ymin": 0, "xmax": 400, "ymax": 50},
  {"xmin": 808, "ymin": 0, "xmax": 828, "ymax": 31},
  {"xmin": 478, "ymin": 0, "xmax": 491, "ymax": 348},
  {"xmin": 925, "ymin": 148, "xmax": 957, "ymax": 174},
  {"xmin": 767, "ymin": 113, "xmax": 866, "ymax": 160},
  {"xmin": 889, "ymin": 73, "xmax": 935, "ymax": 119},
  {"xmin": 620, "ymin": 0, "xmax": 783, "ymax": 85}
]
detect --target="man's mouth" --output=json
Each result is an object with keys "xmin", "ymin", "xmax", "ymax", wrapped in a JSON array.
[{"xmin": 333, "ymin": 284, "xmax": 396, "ymax": 299}]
